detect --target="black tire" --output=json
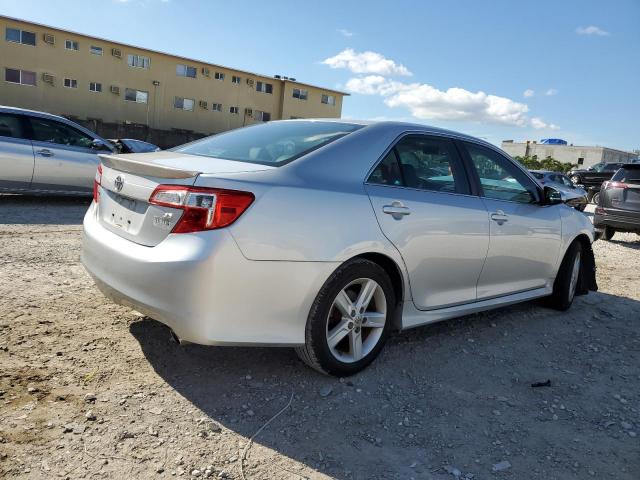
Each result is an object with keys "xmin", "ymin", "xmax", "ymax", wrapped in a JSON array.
[
  {"xmin": 295, "ymin": 258, "xmax": 395, "ymax": 376},
  {"xmin": 603, "ymin": 226, "xmax": 615, "ymax": 241},
  {"xmin": 542, "ymin": 241, "xmax": 583, "ymax": 311},
  {"xmin": 592, "ymin": 192, "xmax": 600, "ymax": 205}
]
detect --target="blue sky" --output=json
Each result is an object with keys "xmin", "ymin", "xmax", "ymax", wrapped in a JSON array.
[{"xmin": 1, "ymin": 0, "xmax": 638, "ymax": 151}]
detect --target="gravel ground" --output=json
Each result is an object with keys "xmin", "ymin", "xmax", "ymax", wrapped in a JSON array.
[{"xmin": 1, "ymin": 196, "xmax": 639, "ymax": 480}]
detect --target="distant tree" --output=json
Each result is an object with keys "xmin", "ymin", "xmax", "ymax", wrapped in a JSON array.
[{"xmin": 513, "ymin": 155, "xmax": 576, "ymax": 173}]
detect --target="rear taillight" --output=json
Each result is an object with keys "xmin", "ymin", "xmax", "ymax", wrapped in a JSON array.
[
  {"xmin": 604, "ymin": 181, "xmax": 629, "ymax": 190},
  {"xmin": 149, "ymin": 185, "xmax": 254, "ymax": 233},
  {"xmin": 595, "ymin": 207, "xmax": 606, "ymax": 215},
  {"xmin": 93, "ymin": 164, "xmax": 102, "ymax": 202}
]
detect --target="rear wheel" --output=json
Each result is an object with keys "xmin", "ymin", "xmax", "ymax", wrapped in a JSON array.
[
  {"xmin": 543, "ymin": 241, "xmax": 582, "ymax": 311},
  {"xmin": 603, "ymin": 226, "xmax": 615, "ymax": 241},
  {"xmin": 296, "ymin": 259, "xmax": 395, "ymax": 376},
  {"xmin": 592, "ymin": 192, "xmax": 601, "ymax": 205}
]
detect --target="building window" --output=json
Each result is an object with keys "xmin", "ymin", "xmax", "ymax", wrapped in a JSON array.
[
  {"xmin": 255, "ymin": 111, "xmax": 271, "ymax": 122},
  {"xmin": 5, "ymin": 68, "xmax": 36, "ymax": 86},
  {"xmin": 125, "ymin": 88, "xmax": 149, "ymax": 103},
  {"xmin": 5, "ymin": 27, "xmax": 36, "ymax": 46},
  {"xmin": 174, "ymin": 97, "xmax": 194, "ymax": 111},
  {"xmin": 577, "ymin": 157, "xmax": 584, "ymax": 165},
  {"xmin": 292, "ymin": 88, "xmax": 308, "ymax": 100},
  {"xmin": 232, "ymin": 75, "xmax": 241, "ymax": 84},
  {"xmin": 229, "ymin": 106, "xmax": 239, "ymax": 115},
  {"xmin": 212, "ymin": 103, "xmax": 222, "ymax": 112},
  {"xmin": 256, "ymin": 81, "xmax": 273, "ymax": 94},
  {"xmin": 128, "ymin": 54, "xmax": 150, "ymax": 69},
  {"xmin": 89, "ymin": 82, "xmax": 102, "ymax": 93},
  {"xmin": 176, "ymin": 64, "xmax": 197, "ymax": 78},
  {"xmin": 65, "ymin": 40, "xmax": 79, "ymax": 51},
  {"xmin": 214, "ymin": 72, "xmax": 225, "ymax": 81},
  {"xmin": 63, "ymin": 78, "xmax": 78, "ymax": 89},
  {"xmin": 90, "ymin": 45, "xmax": 103, "ymax": 56},
  {"xmin": 321, "ymin": 94, "xmax": 336, "ymax": 105}
]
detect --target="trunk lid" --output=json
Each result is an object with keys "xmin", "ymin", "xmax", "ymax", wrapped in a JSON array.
[{"xmin": 96, "ymin": 152, "xmax": 271, "ymax": 246}]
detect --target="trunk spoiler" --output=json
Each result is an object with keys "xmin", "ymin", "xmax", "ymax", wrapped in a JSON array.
[{"xmin": 98, "ymin": 154, "xmax": 200, "ymax": 179}]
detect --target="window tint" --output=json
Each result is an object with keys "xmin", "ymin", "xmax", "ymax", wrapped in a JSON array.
[
  {"xmin": 368, "ymin": 150, "xmax": 403, "ymax": 186},
  {"xmin": 0, "ymin": 114, "xmax": 27, "ymax": 139},
  {"xmin": 174, "ymin": 121, "xmax": 361, "ymax": 165},
  {"xmin": 612, "ymin": 168, "xmax": 640, "ymax": 182},
  {"xmin": 604, "ymin": 163, "xmax": 622, "ymax": 172},
  {"xmin": 30, "ymin": 118, "xmax": 94, "ymax": 148},
  {"xmin": 465, "ymin": 142, "xmax": 537, "ymax": 203}
]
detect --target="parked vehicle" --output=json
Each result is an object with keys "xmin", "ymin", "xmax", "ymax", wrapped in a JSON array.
[
  {"xmin": 594, "ymin": 164, "xmax": 640, "ymax": 240},
  {"xmin": 109, "ymin": 138, "xmax": 161, "ymax": 154},
  {"xmin": 530, "ymin": 170, "xmax": 588, "ymax": 211},
  {"xmin": 82, "ymin": 120, "xmax": 597, "ymax": 376},
  {"xmin": 0, "ymin": 106, "xmax": 114, "ymax": 195},
  {"xmin": 569, "ymin": 162, "xmax": 628, "ymax": 204}
]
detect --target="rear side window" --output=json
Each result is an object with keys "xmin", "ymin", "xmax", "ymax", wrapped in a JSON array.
[
  {"xmin": 368, "ymin": 135, "xmax": 469, "ymax": 195},
  {"xmin": 612, "ymin": 168, "xmax": 640, "ymax": 182},
  {"xmin": 0, "ymin": 113, "xmax": 27, "ymax": 139},
  {"xmin": 174, "ymin": 121, "xmax": 362, "ymax": 165},
  {"xmin": 29, "ymin": 117, "xmax": 94, "ymax": 148}
]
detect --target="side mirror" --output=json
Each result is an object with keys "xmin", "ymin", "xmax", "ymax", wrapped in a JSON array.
[{"xmin": 543, "ymin": 186, "xmax": 563, "ymax": 205}]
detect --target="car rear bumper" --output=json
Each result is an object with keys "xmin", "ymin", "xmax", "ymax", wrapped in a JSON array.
[
  {"xmin": 81, "ymin": 202, "xmax": 339, "ymax": 346},
  {"xmin": 594, "ymin": 209, "xmax": 640, "ymax": 233}
]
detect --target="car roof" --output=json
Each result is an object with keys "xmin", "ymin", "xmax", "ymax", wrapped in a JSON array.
[{"xmin": 0, "ymin": 104, "xmax": 71, "ymax": 122}]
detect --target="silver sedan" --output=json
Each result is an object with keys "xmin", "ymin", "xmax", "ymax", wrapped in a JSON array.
[{"xmin": 82, "ymin": 120, "xmax": 597, "ymax": 376}]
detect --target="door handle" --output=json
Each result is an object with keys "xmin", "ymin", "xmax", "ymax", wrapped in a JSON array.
[
  {"xmin": 383, "ymin": 202, "xmax": 411, "ymax": 219},
  {"xmin": 35, "ymin": 149, "xmax": 53, "ymax": 157},
  {"xmin": 490, "ymin": 210, "xmax": 508, "ymax": 224}
]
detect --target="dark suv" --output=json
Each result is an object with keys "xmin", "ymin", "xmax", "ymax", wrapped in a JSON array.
[
  {"xmin": 569, "ymin": 162, "xmax": 627, "ymax": 204},
  {"xmin": 594, "ymin": 164, "xmax": 640, "ymax": 240}
]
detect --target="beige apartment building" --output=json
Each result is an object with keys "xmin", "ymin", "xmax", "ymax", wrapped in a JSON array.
[{"xmin": 0, "ymin": 15, "xmax": 347, "ymax": 138}]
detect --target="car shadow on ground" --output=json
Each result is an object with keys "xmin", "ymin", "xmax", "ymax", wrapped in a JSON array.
[
  {"xmin": 129, "ymin": 291, "xmax": 640, "ymax": 479},
  {"xmin": 0, "ymin": 194, "xmax": 90, "ymax": 225},
  {"xmin": 607, "ymin": 238, "xmax": 640, "ymax": 250}
]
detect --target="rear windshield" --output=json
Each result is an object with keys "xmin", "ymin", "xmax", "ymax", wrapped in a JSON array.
[
  {"xmin": 173, "ymin": 121, "xmax": 362, "ymax": 165},
  {"xmin": 612, "ymin": 167, "xmax": 640, "ymax": 182}
]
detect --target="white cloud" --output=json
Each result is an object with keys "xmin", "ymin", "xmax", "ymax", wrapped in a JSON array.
[
  {"xmin": 338, "ymin": 29, "xmax": 354, "ymax": 37},
  {"xmin": 576, "ymin": 25, "xmax": 609, "ymax": 36},
  {"xmin": 523, "ymin": 89, "xmax": 535, "ymax": 98},
  {"xmin": 544, "ymin": 88, "xmax": 558, "ymax": 96},
  {"xmin": 343, "ymin": 75, "xmax": 557, "ymax": 129},
  {"xmin": 322, "ymin": 49, "xmax": 412, "ymax": 76},
  {"xmin": 531, "ymin": 117, "xmax": 559, "ymax": 130}
]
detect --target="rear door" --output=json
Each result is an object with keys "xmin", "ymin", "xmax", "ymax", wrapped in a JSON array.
[
  {"xmin": 365, "ymin": 134, "xmax": 489, "ymax": 310},
  {"xmin": 0, "ymin": 112, "xmax": 35, "ymax": 190},
  {"xmin": 460, "ymin": 141, "xmax": 562, "ymax": 299},
  {"xmin": 28, "ymin": 116, "xmax": 107, "ymax": 192}
]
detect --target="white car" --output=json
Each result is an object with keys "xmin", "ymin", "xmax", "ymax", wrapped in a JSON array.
[{"xmin": 82, "ymin": 120, "xmax": 597, "ymax": 376}]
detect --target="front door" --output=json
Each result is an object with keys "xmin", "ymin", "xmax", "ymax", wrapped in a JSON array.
[
  {"xmin": 0, "ymin": 112, "xmax": 34, "ymax": 190},
  {"xmin": 28, "ymin": 116, "xmax": 101, "ymax": 192},
  {"xmin": 460, "ymin": 142, "xmax": 562, "ymax": 299},
  {"xmin": 366, "ymin": 134, "xmax": 489, "ymax": 310}
]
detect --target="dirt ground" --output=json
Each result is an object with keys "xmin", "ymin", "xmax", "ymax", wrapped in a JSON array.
[{"xmin": 0, "ymin": 195, "xmax": 638, "ymax": 480}]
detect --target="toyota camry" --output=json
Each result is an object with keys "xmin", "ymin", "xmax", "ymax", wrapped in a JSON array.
[{"xmin": 82, "ymin": 120, "xmax": 597, "ymax": 376}]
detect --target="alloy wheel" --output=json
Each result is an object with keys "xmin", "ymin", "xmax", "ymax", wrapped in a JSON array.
[{"xmin": 568, "ymin": 251, "xmax": 581, "ymax": 303}]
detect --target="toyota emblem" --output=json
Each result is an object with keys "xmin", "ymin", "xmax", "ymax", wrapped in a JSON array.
[{"xmin": 114, "ymin": 175, "xmax": 124, "ymax": 192}]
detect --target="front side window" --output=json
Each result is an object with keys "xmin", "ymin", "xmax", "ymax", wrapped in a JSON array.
[
  {"xmin": 292, "ymin": 88, "xmax": 308, "ymax": 100},
  {"xmin": 125, "ymin": 88, "xmax": 149, "ymax": 103},
  {"xmin": 173, "ymin": 121, "xmax": 362, "ymax": 165},
  {"xmin": 65, "ymin": 40, "xmax": 79, "ymax": 51},
  {"xmin": 464, "ymin": 142, "xmax": 537, "ymax": 203},
  {"xmin": 174, "ymin": 97, "xmax": 194, "ymax": 111},
  {"xmin": 5, "ymin": 68, "xmax": 36, "ymax": 86},
  {"xmin": 256, "ymin": 81, "xmax": 273, "ymax": 94},
  {"xmin": 368, "ymin": 135, "xmax": 468, "ymax": 194},
  {"xmin": 214, "ymin": 72, "xmax": 225, "ymax": 81},
  {"xmin": 6, "ymin": 28, "xmax": 35, "ymax": 45},
  {"xmin": 29, "ymin": 117, "xmax": 94, "ymax": 148},
  {"xmin": 0, "ymin": 113, "xmax": 27, "ymax": 139},
  {"xmin": 89, "ymin": 82, "xmax": 102, "ymax": 92},
  {"xmin": 63, "ymin": 78, "xmax": 78, "ymax": 88},
  {"xmin": 90, "ymin": 45, "xmax": 103, "ymax": 55},
  {"xmin": 176, "ymin": 64, "xmax": 197, "ymax": 78},
  {"xmin": 321, "ymin": 94, "xmax": 336, "ymax": 105},
  {"xmin": 128, "ymin": 54, "xmax": 150, "ymax": 69}
]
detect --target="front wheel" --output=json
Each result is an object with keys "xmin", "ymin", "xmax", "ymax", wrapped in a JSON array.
[
  {"xmin": 295, "ymin": 259, "xmax": 395, "ymax": 376},
  {"xmin": 542, "ymin": 241, "xmax": 582, "ymax": 311}
]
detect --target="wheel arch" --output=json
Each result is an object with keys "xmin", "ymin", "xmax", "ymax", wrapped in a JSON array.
[{"xmin": 559, "ymin": 233, "xmax": 598, "ymax": 295}]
